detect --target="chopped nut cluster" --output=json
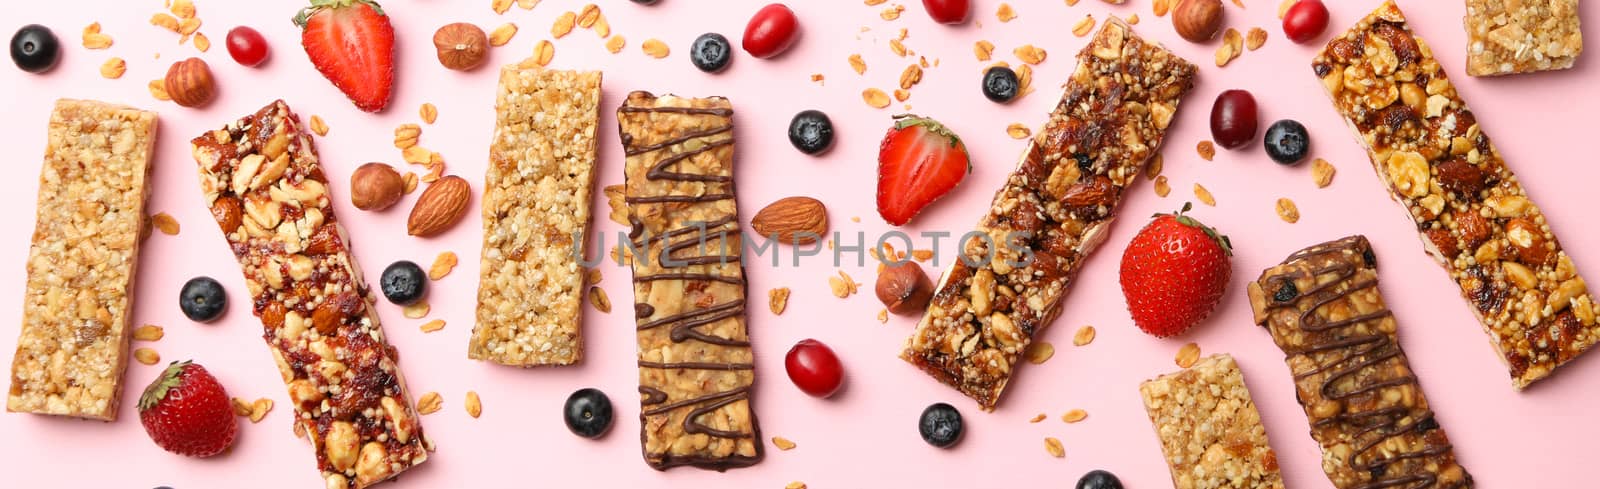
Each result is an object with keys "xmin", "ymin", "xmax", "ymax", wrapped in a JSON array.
[
  {"xmin": 1464, "ymin": 0, "xmax": 1581, "ymax": 76},
  {"xmin": 1140, "ymin": 354, "xmax": 1285, "ymax": 488}
]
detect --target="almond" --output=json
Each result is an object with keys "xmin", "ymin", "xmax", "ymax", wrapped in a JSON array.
[
  {"xmin": 751, "ymin": 196, "xmax": 828, "ymax": 245},
  {"xmin": 407, "ymin": 175, "xmax": 471, "ymax": 237}
]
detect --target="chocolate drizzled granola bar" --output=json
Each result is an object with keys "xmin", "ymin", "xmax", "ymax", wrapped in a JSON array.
[
  {"xmin": 1315, "ymin": 1, "xmax": 1600, "ymax": 388},
  {"xmin": 191, "ymin": 101, "xmax": 429, "ymax": 488},
  {"xmin": 616, "ymin": 92, "xmax": 762, "ymax": 470},
  {"xmin": 9, "ymin": 99, "xmax": 156, "ymax": 420},
  {"xmin": 901, "ymin": 18, "xmax": 1197, "ymax": 409},
  {"xmin": 1464, "ymin": 0, "xmax": 1582, "ymax": 76},
  {"xmin": 1248, "ymin": 236, "xmax": 1472, "ymax": 488},
  {"xmin": 469, "ymin": 67, "xmax": 601, "ymax": 366},
  {"xmin": 1140, "ymin": 354, "xmax": 1285, "ymax": 489}
]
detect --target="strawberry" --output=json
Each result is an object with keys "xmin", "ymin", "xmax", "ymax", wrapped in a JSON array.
[
  {"xmin": 1118, "ymin": 203, "xmax": 1233, "ymax": 338},
  {"xmin": 138, "ymin": 361, "xmax": 238, "ymax": 458},
  {"xmin": 877, "ymin": 114, "xmax": 971, "ymax": 226},
  {"xmin": 294, "ymin": 0, "xmax": 395, "ymax": 112}
]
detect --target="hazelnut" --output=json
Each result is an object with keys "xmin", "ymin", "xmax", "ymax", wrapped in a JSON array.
[
  {"xmin": 876, "ymin": 261, "xmax": 934, "ymax": 315},
  {"xmin": 350, "ymin": 162, "xmax": 404, "ymax": 211},
  {"xmin": 1172, "ymin": 0, "xmax": 1224, "ymax": 43},
  {"xmin": 433, "ymin": 23, "xmax": 488, "ymax": 71},
  {"xmin": 164, "ymin": 57, "xmax": 216, "ymax": 108}
]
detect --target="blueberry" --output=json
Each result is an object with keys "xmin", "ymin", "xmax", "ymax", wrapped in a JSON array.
[
  {"xmin": 179, "ymin": 277, "xmax": 227, "ymax": 322},
  {"xmin": 787, "ymin": 110, "xmax": 834, "ymax": 155},
  {"xmin": 380, "ymin": 261, "xmax": 427, "ymax": 306},
  {"xmin": 918, "ymin": 402, "xmax": 963, "ymax": 448},
  {"xmin": 1076, "ymin": 470, "xmax": 1124, "ymax": 489},
  {"xmin": 630, "ymin": 0, "xmax": 659, "ymax": 4},
  {"xmin": 690, "ymin": 33, "xmax": 732, "ymax": 73},
  {"xmin": 10, "ymin": 25, "xmax": 59, "ymax": 73},
  {"xmin": 564, "ymin": 388, "xmax": 614, "ymax": 439},
  {"xmin": 981, "ymin": 66, "xmax": 1019, "ymax": 103},
  {"xmin": 1264, "ymin": 119, "xmax": 1310, "ymax": 165}
]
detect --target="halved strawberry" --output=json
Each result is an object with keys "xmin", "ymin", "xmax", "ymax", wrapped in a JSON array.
[
  {"xmin": 294, "ymin": 0, "xmax": 395, "ymax": 112},
  {"xmin": 877, "ymin": 114, "xmax": 971, "ymax": 226}
]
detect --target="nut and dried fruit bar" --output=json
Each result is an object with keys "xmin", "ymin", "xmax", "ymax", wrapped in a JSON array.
[
  {"xmin": 1247, "ymin": 235, "xmax": 1473, "ymax": 488},
  {"xmin": 1464, "ymin": 0, "xmax": 1581, "ymax": 76},
  {"xmin": 469, "ymin": 66, "xmax": 601, "ymax": 366},
  {"xmin": 8, "ymin": 99, "xmax": 156, "ymax": 420},
  {"xmin": 191, "ymin": 100, "xmax": 429, "ymax": 489},
  {"xmin": 1314, "ymin": 1, "xmax": 1600, "ymax": 388},
  {"xmin": 901, "ymin": 18, "xmax": 1197, "ymax": 409},
  {"xmin": 617, "ymin": 91, "xmax": 762, "ymax": 470},
  {"xmin": 1139, "ymin": 353, "xmax": 1285, "ymax": 489}
]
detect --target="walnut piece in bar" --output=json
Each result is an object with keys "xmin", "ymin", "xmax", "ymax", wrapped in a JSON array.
[
  {"xmin": 617, "ymin": 91, "xmax": 762, "ymax": 471},
  {"xmin": 1140, "ymin": 353, "xmax": 1285, "ymax": 489},
  {"xmin": 901, "ymin": 18, "xmax": 1197, "ymax": 410},
  {"xmin": 1314, "ymin": 0, "xmax": 1600, "ymax": 388},
  {"xmin": 191, "ymin": 100, "xmax": 429, "ymax": 489},
  {"xmin": 1248, "ymin": 235, "xmax": 1473, "ymax": 488},
  {"xmin": 1464, "ymin": 0, "xmax": 1581, "ymax": 76},
  {"xmin": 9, "ymin": 99, "xmax": 156, "ymax": 421},
  {"xmin": 469, "ymin": 66, "xmax": 602, "ymax": 366}
]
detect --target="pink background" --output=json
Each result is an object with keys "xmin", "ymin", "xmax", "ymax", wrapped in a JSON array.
[{"xmin": 1, "ymin": 0, "xmax": 1595, "ymax": 487}]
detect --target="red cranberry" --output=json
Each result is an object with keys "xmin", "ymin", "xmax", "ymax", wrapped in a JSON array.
[
  {"xmin": 1209, "ymin": 90, "xmax": 1259, "ymax": 150},
  {"xmin": 784, "ymin": 339, "xmax": 843, "ymax": 398},
  {"xmin": 1282, "ymin": 0, "xmax": 1330, "ymax": 44}
]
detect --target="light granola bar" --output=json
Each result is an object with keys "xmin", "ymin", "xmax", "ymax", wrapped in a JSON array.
[
  {"xmin": 1464, "ymin": 0, "xmax": 1581, "ymax": 76},
  {"xmin": 469, "ymin": 66, "xmax": 601, "ymax": 366},
  {"xmin": 191, "ymin": 100, "xmax": 429, "ymax": 489},
  {"xmin": 1140, "ymin": 353, "xmax": 1285, "ymax": 489},
  {"xmin": 1247, "ymin": 235, "xmax": 1473, "ymax": 488},
  {"xmin": 901, "ymin": 18, "xmax": 1197, "ymax": 409},
  {"xmin": 1315, "ymin": 0, "xmax": 1600, "ymax": 388},
  {"xmin": 616, "ymin": 91, "xmax": 762, "ymax": 470},
  {"xmin": 8, "ymin": 99, "xmax": 156, "ymax": 420}
]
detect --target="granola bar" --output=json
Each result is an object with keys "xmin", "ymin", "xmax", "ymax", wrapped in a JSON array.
[
  {"xmin": 191, "ymin": 100, "xmax": 429, "ymax": 489},
  {"xmin": 617, "ymin": 91, "xmax": 762, "ymax": 470},
  {"xmin": 8, "ymin": 99, "xmax": 156, "ymax": 420},
  {"xmin": 901, "ymin": 18, "xmax": 1197, "ymax": 409},
  {"xmin": 1139, "ymin": 353, "xmax": 1285, "ymax": 489},
  {"xmin": 1247, "ymin": 235, "xmax": 1473, "ymax": 488},
  {"xmin": 1315, "ymin": 0, "xmax": 1600, "ymax": 388},
  {"xmin": 1464, "ymin": 0, "xmax": 1582, "ymax": 76},
  {"xmin": 469, "ymin": 66, "xmax": 602, "ymax": 366}
]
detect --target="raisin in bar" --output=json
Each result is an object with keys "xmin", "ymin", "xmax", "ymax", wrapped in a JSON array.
[
  {"xmin": 1464, "ymin": 0, "xmax": 1581, "ymax": 76},
  {"xmin": 1247, "ymin": 236, "xmax": 1473, "ymax": 488},
  {"xmin": 1140, "ymin": 353, "xmax": 1285, "ymax": 489},
  {"xmin": 191, "ymin": 100, "xmax": 429, "ymax": 488},
  {"xmin": 469, "ymin": 67, "xmax": 602, "ymax": 366},
  {"xmin": 9, "ymin": 99, "xmax": 156, "ymax": 420},
  {"xmin": 617, "ymin": 91, "xmax": 762, "ymax": 470},
  {"xmin": 901, "ymin": 18, "xmax": 1197, "ymax": 409},
  {"xmin": 1315, "ymin": 0, "xmax": 1599, "ymax": 388}
]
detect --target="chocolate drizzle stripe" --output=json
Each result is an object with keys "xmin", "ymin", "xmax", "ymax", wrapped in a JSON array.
[
  {"xmin": 638, "ymin": 361, "xmax": 754, "ymax": 371},
  {"xmin": 618, "ymin": 105, "xmax": 734, "ymax": 116},
  {"xmin": 634, "ymin": 273, "xmax": 744, "ymax": 284},
  {"xmin": 624, "ymin": 125, "xmax": 732, "ymax": 156},
  {"xmin": 641, "ymin": 385, "xmax": 748, "ymax": 417}
]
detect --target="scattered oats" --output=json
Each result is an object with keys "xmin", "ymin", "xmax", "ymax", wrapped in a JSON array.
[
  {"xmin": 489, "ymin": 23, "xmax": 518, "ymax": 46},
  {"xmin": 99, "ymin": 57, "xmax": 126, "ymax": 79},
  {"xmin": 1276, "ymin": 197, "xmax": 1300, "ymax": 223},
  {"xmin": 194, "ymin": 32, "xmax": 210, "ymax": 52},
  {"xmin": 403, "ymin": 172, "xmax": 419, "ymax": 194},
  {"xmin": 1224, "ymin": 27, "xmax": 1243, "ymax": 54},
  {"xmin": 1014, "ymin": 44, "xmax": 1047, "ymax": 65},
  {"xmin": 417, "ymin": 392, "xmax": 443, "ymax": 415},
  {"xmin": 1215, "ymin": 41, "xmax": 1237, "ymax": 67},
  {"xmin": 518, "ymin": 0, "xmax": 539, "ymax": 8},
  {"xmin": 589, "ymin": 286, "xmax": 611, "ymax": 313},
  {"xmin": 810, "ymin": 73, "xmax": 825, "ymax": 84},
  {"xmin": 585, "ymin": 268, "xmax": 603, "ymax": 286},
  {"xmin": 996, "ymin": 3, "xmax": 1017, "ymax": 22},
  {"xmin": 552, "ymin": 11, "xmax": 576, "ymax": 38},
  {"xmin": 403, "ymin": 301, "xmax": 431, "ymax": 319},
  {"xmin": 889, "ymin": 38, "xmax": 907, "ymax": 57},
  {"xmin": 1279, "ymin": 0, "xmax": 1295, "ymax": 18},
  {"xmin": 974, "ymin": 40, "xmax": 994, "ymax": 61},
  {"xmin": 172, "ymin": 0, "xmax": 197, "ymax": 18},
  {"xmin": 880, "ymin": 4, "xmax": 905, "ymax": 20},
  {"xmin": 913, "ymin": 249, "xmax": 933, "ymax": 261},
  {"xmin": 465, "ymin": 391, "xmax": 483, "ymax": 418},
  {"xmin": 848, "ymin": 53, "xmax": 868, "ymax": 74},
  {"xmin": 772, "ymin": 436, "xmax": 797, "ymax": 450},
  {"xmin": 1073, "ymin": 325, "xmax": 1096, "ymax": 346},
  {"xmin": 1024, "ymin": 341, "xmax": 1055, "ymax": 364},
  {"xmin": 1196, "ymin": 140, "xmax": 1216, "ymax": 161},
  {"xmin": 899, "ymin": 64, "xmax": 923, "ymax": 89},
  {"xmin": 1072, "ymin": 15, "xmax": 1096, "ymax": 37},
  {"xmin": 394, "ymin": 123, "xmax": 421, "ymax": 149},
  {"xmin": 1062, "ymin": 409, "xmax": 1088, "ymax": 423},
  {"xmin": 1154, "ymin": 0, "xmax": 1172, "ymax": 17},
  {"xmin": 827, "ymin": 276, "xmax": 847, "ymax": 298},
  {"xmin": 134, "ymin": 325, "xmax": 165, "ymax": 342},
  {"xmin": 417, "ymin": 103, "xmax": 439, "ymax": 125},
  {"xmin": 602, "ymin": 184, "xmax": 629, "ymax": 226},
  {"xmin": 605, "ymin": 35, "xmax": 626, "ymax": 53},
  {"xmin": 897, "ymin": 28, "xmax": 909, "ymax": 41},
  {"xmin": 151, "ymin": 13, "xmax": 181, "ymax": 32},
  {"xmin": 894, "ymin": 89, "xmax": 911, "ymax": 102},
  {"xmin": 1127, "ymin": 13, "xmax": 1140, "ymax": 25},
  {"xmin": 769, "ymin": 287, "xmax": 791, "ymax": 315},
  {"xmin": 302, "ymin": 115, "xmax": 327, "ymax": 137},
  {"xmin": 1193, "ymin": 183, "xmax": 1216, "ymax": 206},
  {"xmin": 420, "ymin": 319, "xmax": 446, "ymax": 333},
  {"xmin": 1145, "ymin": 153, "xmax": 1164, "ymax": 179},
  {"xmin": 1015, "ymin": 64, "xmax": 1033, "ymax": 97},
  {"xmin": 532, "ymin": 39, "xmax": 556, "ymax": 66},
  {"xmin": 1312, "ymin": 158, "xmax": 1336, "ymax": 188},
  {"xmin": 641, "ymin": 38, "xmax": 669, "ymax": 58},
  {"xmin": 249, "ymin": 398, "xmax": 273, "ymax": 423},
  {"xmin": 576, "ymin": 4, "xmax": 601, "ymax": 28},
  {"xmin": 1176, "ymin": 342, "xmax": 1201, "ymax": 368},
  {"xmin": 592, "ymin": 13, "xmax": 611, "ymax": 37},
  {"xmin": 786, "ymin": 483, "xmax": 807, "ymax": 489},
  {"xmin": 152, "ymin": 212, "xmax": 180, "ymax": 236},
  {"xmin": 492, "ymin": 0, "xmax": 513, "ymax": 14},
  {"xmin": 1231, "ymin": 0, "xmax": 1246, "ymax": 8},
  {"xmin": 1154, "ymin": 175, "xmax": 1171, "ymax": 197},
  {"xmin": 429, "ymin": 251, "xmax": 458, "ymax": 280},
  {"xmin": 862, "ymin": 88, "xmax": 891, "ymax": 108},
  {"xmin": 82, "ymin": 23, "xmax": 113, "ymax": 49},
  {"xmin": 178, "ymin": 18, "xmax": 201, "ymax": 36},
  {"xmin": 1066, "ymin": 0, "xmax": 1081, "ymax": 5},
  {"xmin": 1006, "ymin": 123, "xmax": 1032, "ymax": 139},
  {"xmin": 134, "ymin": 348, "xmax": 160, "ymax": 365},
  {"xmin": 1044, "ymin": 437, "xmax": 1065, "ymax": 458},
  {"xmin": 1030, "ymin": 413, "xmax": 1047, "ymax": 423},
  {"xmin": 866, "ymin": 0, "xmax": 887, "ymax": 4},
  {"xmin": 1247, "ymin": 27, "xmax": 1268, "ymax": 50},
  {"xmin": 231, "ymin": 397, "xmax": 253, "ymax": 417},
  {"xmin": 878, "ymin": 308, "xmax": 890, "ymax": 323},
  {"xmin": 403, "ymin": 146, "xmax": 432, "ymax": 165}
]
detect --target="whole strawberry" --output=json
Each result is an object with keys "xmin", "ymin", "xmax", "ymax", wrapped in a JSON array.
[
  {"xmin": 138, "ymin": 361, "xmax": 238, "ymax": 458},
  {"xmin": 294, "ymin": 0, "xmax": 395, "ymax": 112},
  {"xmin": 1119, "ymin": 203, "xmax": 1232, "ymax": 338}
]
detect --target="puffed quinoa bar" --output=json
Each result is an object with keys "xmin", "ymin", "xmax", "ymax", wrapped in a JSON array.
[
  {"xmin": 901, "ymin": 18, "xmax": 1197, "ymax": 409},
  {"xmin": 8, "ymin": 99, "xmax": 156, "ymax": 421},
  {"xmin": 469, "ymin": 66, "xmax": 601, "ymax": 366},
  {"xmin": 191, "ymin": 101, "xmax": 429, "ymax": 489},
  {"xmin": 1464, "ymin": 0, "xmax": 1581, "ymax": 76},
  {"xmin": 1247, "ymin": 235, "xmax": 1473, "ymax": 488},
  {"xmin": 1139, "ymin": 353, "xmax": 1285, "ymax": 489},
  {"xmin": 1315, "ymin": 1, "xmax": 1600, "ymax": 388},
  {"xmin": 617, "ymin": 91, "xmax": 763, "ymax": 470}
]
